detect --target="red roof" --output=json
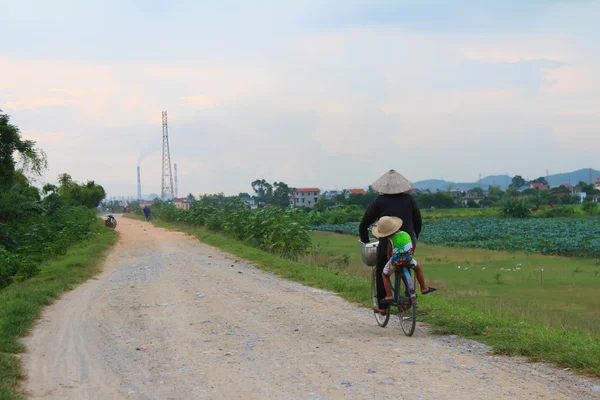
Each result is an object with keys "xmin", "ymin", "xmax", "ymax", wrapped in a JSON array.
[
  {"xmin": 530, "ymin": 183, "xmax": 547, "ymax": 189},
  {"xmin": 560, "ymin": 184, "xmax": 573, "ymax": 188},
  {"xmin": 348, "ymin": 189, "xmax": 366, "ymax": 195},
  {"xmin": 296, "ymin": 188, "xmax": 320, "ymax": 193},
  {"xmin": 173, "ymin": 197, "xmax": 187, "ymax": 202}
]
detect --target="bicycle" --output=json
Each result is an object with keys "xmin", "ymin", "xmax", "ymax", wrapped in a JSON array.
[
  {"xmin": 359, "ymin": 240, "xmax": 418, "ymax": 336},
  {"xmin": 105, "ymin": 215, "xmax": 117, "ymax": 229}
]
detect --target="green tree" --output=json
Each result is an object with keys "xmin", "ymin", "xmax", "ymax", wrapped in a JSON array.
[
  {"xmin": 251, "ymin": 179, "xmax": 273, "ymax": 202},
  {"xmin": 0, "ymin": 111, "xmax": 47, "ymax": 186},
  {"xmin": 470, "ymin": 187, "xmax": 484, "ymax": 196},
  {"xmin": 575, "ymin": 181, "xmax": 599, "ymax": 195},
  {"xmin": 510, "ymin": 175, "xmax": 526, "ymax": 188},
  {"xmin": 272, "ymin": 181, "xmax": 295, "ymax": 208},
  {"xmin": 531, "ymin": 177, "xmax": 548, "ymax": 186},
  {"xmin": 56, "ymin": 174, "xmax": 106, "ymax": 208}
]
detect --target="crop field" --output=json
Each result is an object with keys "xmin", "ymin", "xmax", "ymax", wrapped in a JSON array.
[
  {"xmin": 310, "ymin": 231, "xmax": 600, "ymax": 338},
  {"xmin": 313, "ymin": 217, "xmax": 600, "ymax": 258}
]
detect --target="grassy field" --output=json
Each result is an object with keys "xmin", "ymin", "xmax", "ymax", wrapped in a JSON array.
[
  {"xmin": 140, "ymin": 216, "xmax": 600, "ymax": 376},
  {"xmin": 311, "ymin": 232, "xmax": 600, "ymax": 336},
  {"xmin": 0, "ymin": 221, "xmax": 117, "ymax": 400}
]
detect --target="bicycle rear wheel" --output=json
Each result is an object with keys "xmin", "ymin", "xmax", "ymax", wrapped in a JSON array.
[
  {"xmin": 398, "ymin": 271, "xmax": 417, "ymax": 336},
  {"xmin": 371, "ymin": 267, "xmax": 390, "ymax": 327}
]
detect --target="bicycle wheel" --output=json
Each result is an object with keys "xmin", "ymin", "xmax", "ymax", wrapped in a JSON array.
[
  {"xmin": 371, "ymin": 267, "xmax": 390, "ymax": 327},
  {"xmin": 398, "ymin": 271, "xmax": 417, "ymax": 336}
]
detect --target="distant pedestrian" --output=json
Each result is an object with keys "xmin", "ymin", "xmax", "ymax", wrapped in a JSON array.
[{"xmin": 143, "ymin": 206, "xmax": 151, "ymax": 221}]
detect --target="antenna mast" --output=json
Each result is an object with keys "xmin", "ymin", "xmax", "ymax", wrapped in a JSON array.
[{"xmin": 161, "ymin": 111, "xmax": 175, "ymax": 200}]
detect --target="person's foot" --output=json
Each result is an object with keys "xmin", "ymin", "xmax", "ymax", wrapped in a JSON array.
[
  {"xmin": 421, "ymin": 287, "xmax": 437, "ymax": 295},
  {"xmin": 373, "ymin": 307, "xmax": 387, "ymax": 315}
]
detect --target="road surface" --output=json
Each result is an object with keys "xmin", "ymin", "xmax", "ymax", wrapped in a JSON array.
[{"xmin": 22, "ymin": 218, "xmax": 600, "ymax": 399}]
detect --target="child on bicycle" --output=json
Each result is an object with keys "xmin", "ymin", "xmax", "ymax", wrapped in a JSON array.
[{"xmin": 372, "ymin": 216, "xmax": 436, "ymax": 307}]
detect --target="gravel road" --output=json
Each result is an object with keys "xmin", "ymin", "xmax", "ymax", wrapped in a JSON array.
[{"xmin": 21, "ymin": 217, "xmax": 600, "ymax": 399}]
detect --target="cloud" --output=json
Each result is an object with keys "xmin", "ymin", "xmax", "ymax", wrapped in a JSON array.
[
  {"xmin": 182, "ymin": 95, "xmax": 216, "ymax": 107},
  {"xmin": 3, "ymin": 97, "xmax": 76, "ymax": 110},
  {"xmin": 1, "ymin": 1, "xmax": 598, "ymax": 196}
]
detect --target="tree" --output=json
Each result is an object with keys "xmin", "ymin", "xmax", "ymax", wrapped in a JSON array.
[
  {"xmin": 510, "ymin": 175, "xmax": 526, "ymax": 189},
  {"xmin": 551, "ymin": 186, "xmax": 571, "ymax": 194},
  {"xmin": 575, "ymin": 181, "xmax": 599, "ymax": 195},
  {"xmin": 0, "ymin": 111, "xmax": 47, "ymax": 186},
  {"xmin": 470, "ymin": 187, "xmax": 484, "ymax": 196},
  {"xmin": 466, "ymin": 199, "xmax": 480, "ymax": 208},
  {"xmin": 531, "ymin": 177, "xmax": 548, "ymax": 186},
  {"xmin": 238, "ymin": 192, "xmax": 251, "ymax": 200},
  {"xmin": 56, "ymin": 174, "xmax": 106, "ymax": 208},
  {"xmin": 272, "ymin": 181, "xmax": 294, "ymax": 208},
  {"xmin": 251, "ymin": 179, "xmax": 273, "ymax": 201}
]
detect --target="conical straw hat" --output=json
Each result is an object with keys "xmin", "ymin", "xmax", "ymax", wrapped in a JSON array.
[
  {"xmin": 372, "ymin": 169, "xmax": 413, "ymax": 194},
  {"xmin": 372, "ymin": 216, "xmax": 403, "ymax": 238}
]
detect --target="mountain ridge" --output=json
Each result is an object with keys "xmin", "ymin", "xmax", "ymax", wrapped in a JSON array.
[{"xmin": 413, "ymin": 168, "xmax": 600, "ymax": 191}]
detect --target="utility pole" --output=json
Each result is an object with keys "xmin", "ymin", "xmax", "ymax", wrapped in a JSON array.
[{"xmin": 161, "ymin": 111, "xmax": 175, "ymax": 201}]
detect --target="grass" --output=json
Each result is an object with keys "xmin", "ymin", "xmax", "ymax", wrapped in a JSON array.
[
  {"xmin": 141, "ymin": 216, "xmax": 600, "ymax": 377},
  {"xmin": 0, "ymin": 221, "xmax": 117, "ymax": 400},
  {"xmin": 311, "ymin": 232, "xmax": 600, "ymax": 336}
]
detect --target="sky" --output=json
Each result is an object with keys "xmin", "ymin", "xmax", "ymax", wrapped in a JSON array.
[{"xmin": 1, "ymin": 0, "xmax": 599, "ymax": 197}]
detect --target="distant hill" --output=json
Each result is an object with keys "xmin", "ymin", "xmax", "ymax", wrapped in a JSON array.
[
  {"xmin": 413, "ymin": 169, "xmax": 600, "ymax": 191},
  {"xmin": 545, "ymin": 169, "xmax": 600, "ymax": 187}
]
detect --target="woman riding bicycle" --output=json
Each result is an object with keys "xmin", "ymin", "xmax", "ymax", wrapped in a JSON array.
[{"xmin": 359, "ymin": 170, "xmax": 432, "ymax": 314}]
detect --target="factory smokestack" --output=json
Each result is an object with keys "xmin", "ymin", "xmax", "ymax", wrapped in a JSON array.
[
  {"xmin": 174, "ymin": 163, "xmax": 178, "ymax": 198},
  {"xmin": 137, "ymin": 165, "xmax": 142, "ymax": 200}
]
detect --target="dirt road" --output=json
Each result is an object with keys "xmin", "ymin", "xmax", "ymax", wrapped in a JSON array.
[{"xmin": 22, "ymin": 218, "xmax": 600, "ymax": 399}]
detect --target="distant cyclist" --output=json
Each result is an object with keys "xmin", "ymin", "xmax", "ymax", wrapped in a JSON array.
[{"xmin": 143, "ymin": 206, "xmax": 151, "ymax": 221}]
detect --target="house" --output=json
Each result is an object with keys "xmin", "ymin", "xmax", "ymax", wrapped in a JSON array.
[
  {"xmin": 530, "ymin": 183, "xmax": 548, "ymax": 190},
  {"xmin": 575, "ymin": 192, "xmax": 587, "ymax": 203},
  {"xmin": 322, "ymin": 190, "xmax": 338, "ymax": 200},
  {"xmin": 245, "ymin": 198, "xmax": 258, "ymax": 210},
  {"xmin": 595, "ymin": 177, "xmax": 600, "ymax": 191},
  {"xmin": 139, "ymin": 200, "xmax": 154, "ymax": 207},
  {"xmin": 348, "ymin": 189, "xmax": 366, "ymax": 196},
  {"xmin": 461, "ymin": 190, "xmax": 484, "ymax": 206},
  {"xmin": 173, "ymin": 197, "xmax": 190, "ymax": 210},
  {"xmin": 291, "ymin": 188, "xmax": 321, "ymax": 208}
]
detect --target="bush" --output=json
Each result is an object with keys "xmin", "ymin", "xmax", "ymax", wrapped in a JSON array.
[
  {"xmin": 502, "ymin": 198, "xmax": 531, "ymax": 218},
  {"xmin": 582, "ymin": 200, "xmax": 598, "ymax": 216},
  {"xmin": 537, "ymin": 206, "xmax": 576, "ymax": 218}
]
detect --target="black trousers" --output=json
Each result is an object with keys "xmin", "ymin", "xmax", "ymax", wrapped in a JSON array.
[{"xmin": 375, "ymin": 235, "xmax": 416, "ymax": 307}]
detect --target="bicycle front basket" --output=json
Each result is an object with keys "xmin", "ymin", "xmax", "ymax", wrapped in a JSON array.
[{"xmin": 359, "ymin": 240, "xmax": 378, "ymax": 267}]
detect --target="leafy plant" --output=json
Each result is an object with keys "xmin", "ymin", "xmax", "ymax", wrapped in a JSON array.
[{"xmin": 502, "ymin": 198, "xmax": 532, "ymax": 219}]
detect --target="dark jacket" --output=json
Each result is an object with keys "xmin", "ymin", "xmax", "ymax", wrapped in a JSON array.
[{"xmin": 358, "ymin": 193, "xmax": 422, "ymax": 243}]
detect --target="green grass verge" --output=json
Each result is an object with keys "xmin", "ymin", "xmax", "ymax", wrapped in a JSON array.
[
  {"xmin": 0, "ymin": 221, "xmax": 118, "ymax": 400},
  {"xmin": 140, "ymin": 216, "xmax": 600, "ymax": 377}
]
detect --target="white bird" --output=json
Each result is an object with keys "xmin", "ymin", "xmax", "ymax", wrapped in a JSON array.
[
  {"xmin": 482, "ymin": 267, "xmax": 487, "ymax": 271},
  {"xmin": 500, "ymin": 268, "xmax": 504, "ymax": 271},
  {"xmin": 465, "ymin": 267, "xmax": 469, "ymax": 271},
  {"xmin": 458, "ymin": 266, "xmax": 461, "ymax": 269}
]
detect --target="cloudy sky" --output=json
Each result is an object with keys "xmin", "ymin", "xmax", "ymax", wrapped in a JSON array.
[{"xmin": 1, "ymin": 0, "xmax": 598, "ymax": 197}]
